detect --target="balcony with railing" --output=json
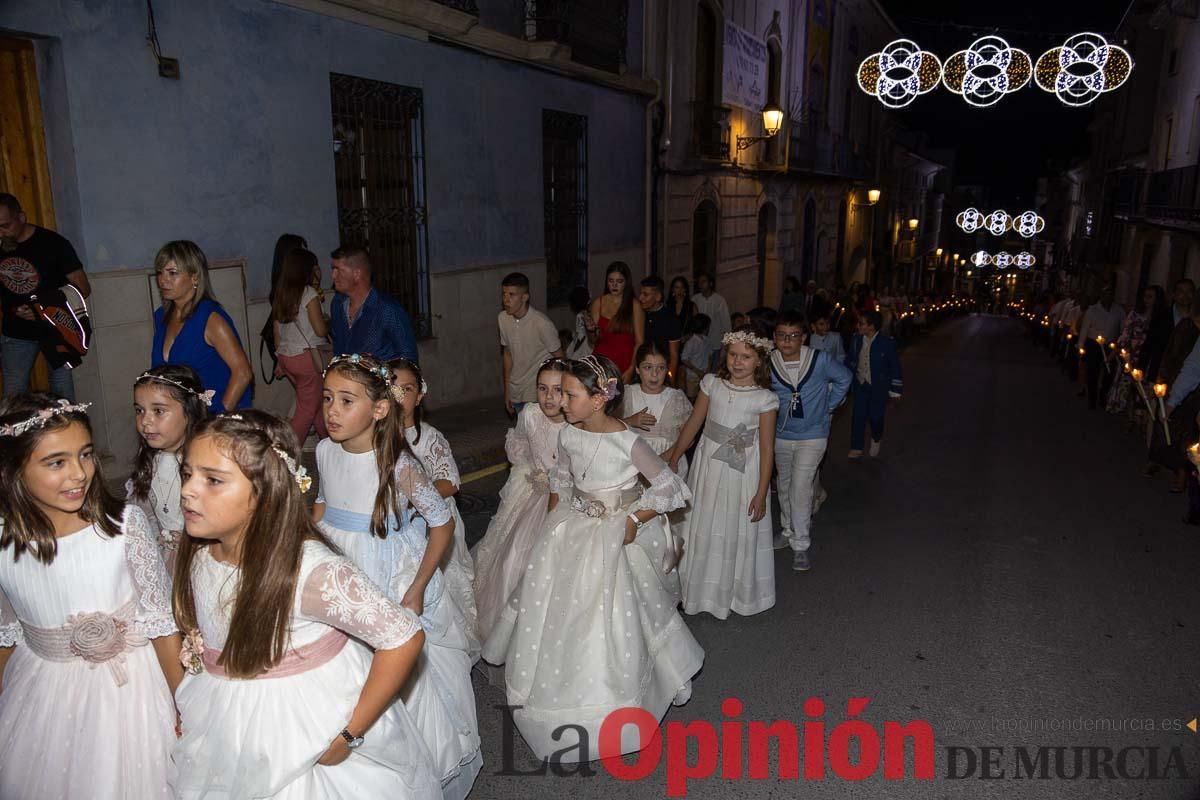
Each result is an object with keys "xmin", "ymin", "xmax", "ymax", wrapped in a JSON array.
[
  {"xmin": 689, "ymin": 102, "xmax": 731, "ymax": 161},
  {"xmin": 432, "ymin": 0, "xmax": 479, "ymax": 14},
  {"xmin": 1146, "ymin": 165, "xmax": 1200, "ymax": 226},
  {"xmin": 789, "ymin": 121, "xmax": 872, "ymax": 181},
  {"xmin": 524, "ymin": 0, "xmax": 628, "ymax": 73}
]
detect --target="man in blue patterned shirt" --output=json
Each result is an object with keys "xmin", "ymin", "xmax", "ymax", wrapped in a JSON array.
[{"xmin": 328, "ymin": 245, "xmax": 418, "ymax": 362}]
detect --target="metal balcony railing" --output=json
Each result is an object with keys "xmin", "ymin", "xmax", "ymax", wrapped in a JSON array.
[
  {"xmin": 689, "ymin": 102, "xmax": 731, "ymax": 161},
  {"xmin": 431, "ymin": 0, "xmax": 479, "ymax": 14},
  {"xmin": 524, "ymin": 0, "xmax": 628, "ymax": 73},
  {"xmin": 1146, "ymin": 165, "xmax": 1200, "ymax": 225}
]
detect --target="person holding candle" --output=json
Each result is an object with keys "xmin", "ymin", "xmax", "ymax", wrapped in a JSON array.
[
  {"xmin": 1106, "ymin": 286, "xmax": 1162, "ymax": 415},
  {"xmin": 1078, "ymin": 287, "xmax": 1124, "ymax": 410}
]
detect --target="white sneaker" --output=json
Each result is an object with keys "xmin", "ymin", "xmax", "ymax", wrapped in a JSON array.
[
  {"xmin": 773, "ymin": 533, "xmax": 791, "ymax": 550},
  {"xmin": 869, "ymin": 439, "xmax": 882, "ymax": 457},
  {"xmin": 848, "ymin": 449, "xmax": 863, "ymax": 459}
]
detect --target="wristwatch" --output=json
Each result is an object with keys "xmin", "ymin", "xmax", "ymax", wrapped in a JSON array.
[
  {"xmin": 627, "ymin": 512, "xmax": 647, "ymax": 530},
  {"xmin": 339, "ymin": 728, "xmax": 365, "ymax": 750}
]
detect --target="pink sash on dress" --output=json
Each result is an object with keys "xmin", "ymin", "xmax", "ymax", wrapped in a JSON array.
[{"xmin": 201, "ymin": 629, "xmax": 349, "ymax": 679}]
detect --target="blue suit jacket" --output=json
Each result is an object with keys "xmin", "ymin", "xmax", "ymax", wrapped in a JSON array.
[{"xmin": 845, "ymin": 333, "xmax": 903, "ymax": 401}]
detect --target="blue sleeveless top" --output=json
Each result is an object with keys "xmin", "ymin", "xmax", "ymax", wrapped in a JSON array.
[{"xmin": 152, "ymin": 298, "xmax": 252, "ymax": 413}]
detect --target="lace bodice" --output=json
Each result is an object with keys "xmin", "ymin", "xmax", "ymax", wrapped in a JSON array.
[
  {"xmin": 506, "ymin": 403, "xmax": 565, "ymax": 471},
  {"xmin": 548, "ymin": 425, "xmax": 691, "ymax": 515},
  {"xmin": 0, "ymin": 505, "xmax": 177, "ymax": 647},
  {"xmin": 315, "ymin": 439, "xmax": 451, "ymax": 528},
  {"xmin": 188, "ymin": 540, "xmax": 422, "ymax": 652},
  {"xmin": 621, "ymin": 385, "xmax": 692, "ymax": 455},
  {"xmin": 125, "ymin": 452, "xmax": 184, "ymax": 551},
  {"xmin": 407, "ymin": 422, "xmax": 460, "ymax": 489}
]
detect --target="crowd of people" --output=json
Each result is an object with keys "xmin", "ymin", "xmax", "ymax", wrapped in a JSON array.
[
  {"xmin": 1025, "ymin": 278, "xmax": 1200, "ymax": 521},
  {"xmin": 0, "ymin": 196, "xmax": 960, "ymax": 797}
]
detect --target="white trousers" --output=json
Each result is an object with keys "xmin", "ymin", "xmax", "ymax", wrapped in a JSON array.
[{"xmin": 774, "ymin": 436, "xmax": 828, "ymax": 552}]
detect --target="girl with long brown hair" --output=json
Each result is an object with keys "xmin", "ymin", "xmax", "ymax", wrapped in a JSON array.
[
  {"xmin": 315, "ymin": 354, "xmax": 482, "ymax": 800},
  {"xmin": 588, "ymin": 261, "xmax": 645, "ymax": 382},
  {"xmin": 171, "ymin": 410, "xmax": 440, "ymax": 798},
  {"xmin": 0, "ymin": 393, "xmax": 181, "ymax": 799},
  {"xmin": 271, "ymin": 247, "xmax": 330, "ymax": 443}
]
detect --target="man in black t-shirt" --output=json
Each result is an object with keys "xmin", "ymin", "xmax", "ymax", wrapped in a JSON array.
[
  {"xmin": 638, "ymin": 275, "xmax": 682, "ymax": 385},
  {"xmin": 0, "ymin": 193, "xmax": 91, "ymax": 400}
]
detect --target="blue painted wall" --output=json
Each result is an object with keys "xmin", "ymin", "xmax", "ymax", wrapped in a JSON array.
[{"xmin": 1, "ymin": 0, "xmax": 646, "ymax": 300}]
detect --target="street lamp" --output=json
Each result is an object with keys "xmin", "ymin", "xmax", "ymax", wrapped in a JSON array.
[
  {"xmin": 936, "ymin": 247, "xmax": 943, "ymax": 256},
  {"xmin": 908, "ymin": 218, "xmax": 919, "ymax": 231},
  {"xmin": 855, "ymin": 188, "xmax": 882, "ymax": 207},
  {"xmin": 736, "ymin": 103, "xmax": 785, "ymax": 151}
]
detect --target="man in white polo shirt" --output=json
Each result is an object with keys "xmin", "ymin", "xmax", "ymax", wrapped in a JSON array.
[{"xmin": 499, "ymin": 272, "xmax": 563, "ymax": 415}]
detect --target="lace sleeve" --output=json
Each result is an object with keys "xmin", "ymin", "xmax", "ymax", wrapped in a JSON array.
[
  {"xmin": 301, "ymin": 556, "xmax": 423, "ymax": 650},
  {"xmin": 656, "ymin": 389, "xmax": 693, "ymax": 444},
  {"xmin": 548, "ymin": 434, "xmax": 573, "ymax": 494},
  {"xmin": 631, "ymin": 436, "xmax": 692, "ymax": 514},
  {"xmin": 395, "ymin": 452, "xmax": 452, "ymax": 528},
  {"xmin": 121, "ymin": 505, "xmax": 179, "ymax": 639},
  {"xmin": 421, "ymin": 427, "xmax": 461, "ymax": 488},
  {"xmin": 0, "ymin": 580, "xmax": 19, "ymax": 647},
  {"xmin": 505, "ymin": 411, "xmax": 533, "ymax": 467}
]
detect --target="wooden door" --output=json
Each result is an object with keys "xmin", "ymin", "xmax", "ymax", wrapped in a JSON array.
[{"xmin": 0, "ymin": 36, "xmax": 55, "ymax": 392}]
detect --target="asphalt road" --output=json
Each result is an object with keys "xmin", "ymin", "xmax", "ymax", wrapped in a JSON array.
[{"xmin": 461, "ymin": 315, "xmax": 1200, "ymax": 799}]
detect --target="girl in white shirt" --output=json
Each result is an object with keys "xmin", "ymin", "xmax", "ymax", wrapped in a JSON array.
[{"xmin": 271, "ymin": 247, "xmax": 330, "ymax": 443}]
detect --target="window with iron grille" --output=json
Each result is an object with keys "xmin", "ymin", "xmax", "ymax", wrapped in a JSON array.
[
  {"xmin": 330, "ymin": 72, "xmax": 432, "ymax": 336},
  {"xmin": 542, "ymin": 110, "xmax": 588, "ymax": 308},
  {"xmin": 525, "ymin": 0, "xmax": 628, "ymax": 73}
]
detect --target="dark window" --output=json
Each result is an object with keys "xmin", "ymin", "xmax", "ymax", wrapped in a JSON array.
[
  {"xmin": 330, "ymin": 72, "xmax": 431, "ymax": 336},
  {"xmin": 692, "ymin": 200, "xmax": 719, "ymax": 282},
  {"xmin": 543, "ymin": 110, "xmax": 588, "ymax": 308},
  {"xmin": 525, "ymin": 0, "xmax": 628, "ymax": 73},
  {"xmin": 691, "ymin": 3, "xmax": 729, "ymax": 159}
]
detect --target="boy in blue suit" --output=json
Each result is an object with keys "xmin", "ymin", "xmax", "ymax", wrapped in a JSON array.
[{"xmin": 845, "ymin": 309, "xmax": 903, "ymax": 459}]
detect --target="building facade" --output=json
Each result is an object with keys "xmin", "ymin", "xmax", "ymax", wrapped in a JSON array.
[{"xmin": 0, "ymin": 0, "xmax": 652, "ymax": 466}]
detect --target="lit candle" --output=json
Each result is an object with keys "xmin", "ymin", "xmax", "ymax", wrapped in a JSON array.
[
  {"xmin": 1123, "ymin": 362, "xmax": 1132, "ymax": 374},
  {"xmin": 1188, "ymin": 443, "xmax": 1200, "ymax": 467},
  {"xmin": 1078, "ymin": 347, "xmax": 1086, "ymax": 357},
  {"xmin": 1154, "ymin": 384, "xmax": 1171, "ymax": 444},
  {"xmin": 1131, "ymin": 369, "xmax": 1144, "ymax": 382}
]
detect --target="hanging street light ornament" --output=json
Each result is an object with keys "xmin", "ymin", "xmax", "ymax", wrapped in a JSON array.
[
  {"xmin": 1015, "ymin": 252, "xmax": 1037, "ymax": 268},
  {"xmin": 858, "ymin": 39, "xmax": 943, "ymax": 109},
  {"xmin": 956, "ymin": 207, "xmax": 984, "ymax": 233},
  {"xmin": 984, "ymin": 210, "xmax": 1012, "ymax": 236},
  {"xmin": 971, "ymin": 250, "xmax": 992, "ymax": 267},
  {"xmin": 1035, "ymin": 33, "xmax": 1133, "ymax": 108},
  {"xmin": 993, "ymin": 252, "xmax": 1013, "ymax": 269},
  {"xmin": 942, "ymin": 36, "xmax": 1032, "ymax": 107},
  {"xmin": 1011, "ymin": 210, "xmax": 1045, "ymax": 238}
]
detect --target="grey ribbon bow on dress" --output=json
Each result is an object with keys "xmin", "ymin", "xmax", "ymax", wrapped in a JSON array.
[{"xmin": 706, "ymin": 421, "xmax": 757, "ymax": 473}]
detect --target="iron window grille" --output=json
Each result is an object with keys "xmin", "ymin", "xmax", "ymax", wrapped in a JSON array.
[
  {"xmin": 330, "ymin": 72, "xmax": 432, "ymax": 337},
  {"xmin": 542, "ymin": 109, "xmax": 589, "ymax": 308}
]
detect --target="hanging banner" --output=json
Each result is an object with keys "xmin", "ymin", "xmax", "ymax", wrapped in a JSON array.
[{"xmin": 722, "ymin": 20, "xmax": 768, "ymax": 111}]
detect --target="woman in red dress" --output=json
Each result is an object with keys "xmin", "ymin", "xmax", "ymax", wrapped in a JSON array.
[{"xmin": 586, "ymin": 262, "xmax": 644, "ymax": 382}]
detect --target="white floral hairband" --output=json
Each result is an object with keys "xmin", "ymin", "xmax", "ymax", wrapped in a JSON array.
[
  {"xmin": 137, "ymin": 372, "xmax": 215, "ymax": 407},
  {"xmin": 325, "ymin": 353, "xmax": 408, "ymax": 403},
  {"xmin": 0, "ymin": 399, "xmax": 92, "ymax": 437},
  {"xmin": 271, "ymin": 446, "xmax": 313, "ymax": 493},
  {"xmin": 722, "ymin": 330, "xmax": 775, "ymax": 352},
  {"xmin": 580, "ymin": 356, "xmax": 620, "ymax": 401}
]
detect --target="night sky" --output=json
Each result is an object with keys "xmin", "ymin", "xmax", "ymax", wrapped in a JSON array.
[{"xmin": 876, "ymin": 0, "xmax": 1135, "ymax": 206}]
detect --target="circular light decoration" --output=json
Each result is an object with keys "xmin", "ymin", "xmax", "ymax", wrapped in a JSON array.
[
  {"xmin": 858, "ymin": 39, "xmax": 943, "ymax": 108},
  {"xmin": 984, "ymin": 210, "xmax": 1012, "ymax": 236},
  {"xmin": 993, "ymin": 252, "xmax": 1013, "ymax": 269},
  {"xmin": 971, "ymin": 250, "xmax": 992, "ymax": 267},
  {"xmin": 956, "ymin": 207, "xmax": 984, "ymax": 233},
  {"xmin": 942, "ymin": 36, "xmax": 1032, "ymax": 107},
  {"xmin": 1011, "ymin": 210, "xmax": 1045, "ymax": 238},
  {"xmin": 1015, "ymin": 252, "xmax": 1037, "ymax": 268},
  {"xmin": 1035, "ymin": 33, "xmax": 1133, "ymax": 108}
]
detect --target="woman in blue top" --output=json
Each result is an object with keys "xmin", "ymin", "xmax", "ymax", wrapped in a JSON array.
[{"xmin": 150, "ymin": 240, "xmax": 252, "ymax": 413}]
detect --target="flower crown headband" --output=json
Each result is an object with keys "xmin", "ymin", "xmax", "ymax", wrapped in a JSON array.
[
  {"xmin": 324, "ymin": 353, "xmax": 408, "ymax": 403},
  {"xmin": 137, "ymin": 372, "xmax": 215, "ymax": 407},
  {"xmin": 220, "ymin": 413, "xmax": 313, "ymax": 492},
  {"xmin": 722, "ymin": 330, "xmax": 774, "ymax": 353},
  {"xmin": 389, "ymin": 357, "xmax": 428, "ymax": 396},
  {"xmin": 579, "ymin": 355, "xmax": 620, "ymax": 401},
  {"xmin": 0, "ymin": 399, "xmax": 93, "ymax": 437}
]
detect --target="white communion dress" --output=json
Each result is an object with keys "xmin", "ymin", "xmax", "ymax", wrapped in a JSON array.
[
  {"xmin": 621, "ymin": 383, "xmax": 693, "ymax": 481},
  {"xmin": 406, "ymin": 422, "xmax": 480, "ymax": 656},
  {"xmin": 125, "ymin": 450, "xmax": 185, "ymax": 559},
  {"xmin": 171, "ymin": 540, "xmax": 443, "ymax": 799},
  {"xmin": 471, "ymin": 403, "xmax": 564, "ymax": 641},
  {"xmin": 316, "ymin": 441, "xmax": 482, "ymax": 800},
  {"xmin": 677, "ymin": 374, "xmax": 778, "ymax": 619},
  {"xmin": 482, "ymin": 424, "xmax": 705, "ymax": 763},
  {"xmin": 0, "ymin": 506, "xmax": 178, "ymax": 799}
]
